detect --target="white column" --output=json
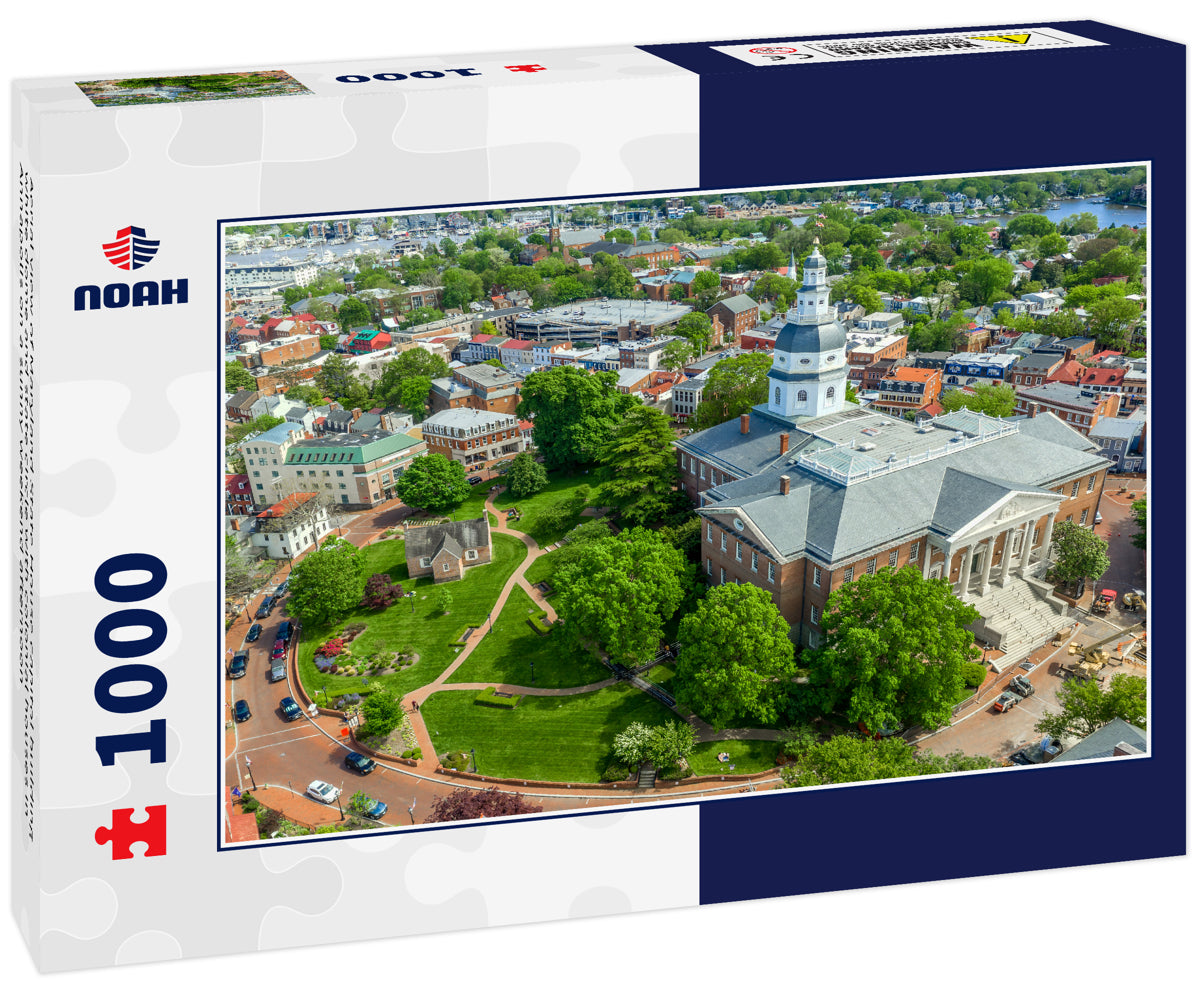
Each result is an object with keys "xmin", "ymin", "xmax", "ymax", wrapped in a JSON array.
[
  {"xmin": 942, "ymin": 548, "xmax": 952, "ymax": 582},
  {"xmin": 921, "ymin": 539, "xmax": 932, "ymax": 579},
  {"xmin": 999, "ymin": 527, "xmax": 1015, "ymax": 587},
  {"xmin": 1019, "ymin": 518, "xmax": 1036, "ymax": 571},
  {"xmin": 957, "ymin": 545, "xmax": 973, "ymax": 598},
  {"xmin": 1037, "ymin": 517, "xmax": 1054, "ymax": 563},
  {"xmin": 979, "ymin": 536, "xmax": 995, "ymax": 596}
]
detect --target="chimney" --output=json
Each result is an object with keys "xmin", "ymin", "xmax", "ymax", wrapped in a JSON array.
[
  {"xmin": 740, "ymin": 414, "xmax": 750, "ymax": 435},
  {"xmin": 779, "ymin": 432, "xmax": 790, "ymax": 455},
  {"xmin": 780, "ymin": 475, "xmax": 790, "ymax": 496}
]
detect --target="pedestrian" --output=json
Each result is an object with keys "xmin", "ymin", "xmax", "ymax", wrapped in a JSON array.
[{"xmin": 411, "ymin": 699, "xmax": 419, "ymax": 712}]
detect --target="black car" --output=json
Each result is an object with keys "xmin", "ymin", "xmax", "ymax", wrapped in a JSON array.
[
  {"xmin": 344, "ymin": 752, "xmax": 377, "ymax": 775},
  {"xmin": 228, "ymin": 652, "xmax": 248, "ymax": 678},
  {"xmin": 279, "ymin": 696, "xmax": 303, "ymax": 721},
  {"xmin": 255, "ymin": 600, "xmax": 272, "ymax": 619},
  {"xmin": 468, "ymin": 475, "xmax": 483, "ymax": 485},
  {"xmin": 268, "ymin": 659, "xmax": 287, "ymax": 683},
  {"xmin": 1009, "ymin": 739, "xmax": 1062, "ymax": 766},
  {"xmin": 276, "ymin": 621, "xmax": 293, "ymax": 642},
  {"xmin": 233, "ymin": 699, "xmax": 251, "ymax": 722},
  {"xmin": 274, "ymin": 581, "xmax": 288, "ymax": 598},
  {"xmin": 245, "ymin": 623, "xmax": 262, "ymax": 643},
  {"xmin": 360, "ymin": 798, "xmax": 388, "ymax": 820}
]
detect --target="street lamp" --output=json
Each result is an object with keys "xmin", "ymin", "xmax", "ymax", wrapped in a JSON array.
[
  {"xmin": 407, "ymin": 797, "xmax": 416, "ymax": 826},
  {"xmin": 335, "ymin": 789, "xmax": 344, "ymax": 821},
  {"xmin": 406, "ymin": 590, "xmax": 416, "ymax": 612},
  {"xmin": 244, "ymin": 755, "xmax": 257, "ymax": 791},
  {"xmin": 470, "ymin": 748, "xmax": 477, "ymax": 773}
]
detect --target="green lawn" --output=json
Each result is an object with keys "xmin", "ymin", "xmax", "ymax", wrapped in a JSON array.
[
  {"xmin": 522, "ymin": 548, "xmax": 573, "ymax": 612},
  {"xmin": 295, "ymin": 534, "xmax": 526, "ymax": 700},
  {"xmin": 496, "ymin": 469, "xmax": 606, "ymax": 546},
  {"xmin": 444, "ymin": 480, "xmax": 495, "ymax": 523},
  {"xmin": 447, "ymin": 589, "xmax": 609, "ymax": 689},
  {"xmin": 422, "ymin": 685, "xmax": 678, "ymax": 782},
  {"xmin": 689, "ymin": 740, "xmax": 780, "ymax": 777}
]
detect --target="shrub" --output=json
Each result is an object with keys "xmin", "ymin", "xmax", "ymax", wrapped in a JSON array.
[
  {"xmin": 961, "ymin": 662, "xmax": 989, "ymax": 688},
  {"xmin": 601, "ymin": 762, "xmax": 630, "ymax": 783},
  {"xmin": 474, "ymin": 686, "xmax": 522, "ymax": 709},
  {"xmin": 316, "ymin": 637, "xmax": 347, "ymax": 658},
  {"xmin": 527, "ymin": 616, "xmax": 551, "ymax": 635}
]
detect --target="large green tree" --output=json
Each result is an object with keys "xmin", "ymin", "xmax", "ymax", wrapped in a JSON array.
[
  {"xmin": 594, "ymin": 405, "xmax": 680, "ymax": 527},
  {"xmin": 1036, "ymin": 673, "xmax": 1147, "ymax": 740},
  {"xmin": 315, "ymin": 352, "xmax": 361, "ymax": 401},
  {"xmin": 395, "ymin": 453, "xmax": 472, "ymax": 512},
  {"xmin": 690, "ymin": 353, "xmax": 772, "ymax": 431},
  {"xmin": 337, "ymin": 297, "xmax": 372, "ymax": 330},
  {"xmin": 505, "ymin": 451, "xmax": 548, "ymax": 499},
  {"xmin": 288, "ymin": 537, "xmax": 368, "ymax": 627},
  {"xmin": 554, "ymin": 527, "xmax": 688, "ymax": 665},
  {"xmin": 780, "ymin": 734, "xmax": 992, "ymax": 787},
  {"xmin": 515, "ymin": 366, "xmax": 631, "ymax": 469},
  {"xmin": 808, "ymin": 566, "xmax": 979, "ymax": 732},
  {"xmin": 225, "ymin": 360, "xmax": 257, "ymax": 393},
  {"xmin": 940, "ymin": 383, "xmax": 1017, "ymax": 418},
  {"xmin": 1087, "ymin": 296, "xmax": 1142, "ymax": 352},
  {"xmin": 1130, "ymin": 496, "xmax": 1147, "ymax": 550},
  {"xmin": 674, "ymin": 312, "xmax": 714, "ymax": 355},
  {"xmin": 1050, "ymin": 520, "xmax": 1110, "ymax": 592},
  {"xmin": 674, "ymin": 583, "xmax": 795, "ymax": 729},
  {"xmin": 957, "ymin": 257, "xmax": 1014, "ymax": 307},
  {"xmin": 373, "ymin": 347, "xmax": 449, "ymax": 417}
]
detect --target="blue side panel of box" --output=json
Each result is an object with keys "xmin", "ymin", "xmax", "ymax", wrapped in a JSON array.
[{"xmin": 645, "ymin": 21, "xmax": 1185, "ymax": 905}]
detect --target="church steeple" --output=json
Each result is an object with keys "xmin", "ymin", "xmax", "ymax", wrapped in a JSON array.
[{"xmin": 765, "ymin": 238, "xmax": 849, "ymax": 421}]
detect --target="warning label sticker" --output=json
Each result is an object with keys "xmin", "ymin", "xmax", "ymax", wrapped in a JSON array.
[{"xmin": 714, "ymin": 27, "xmax": 1104, "ymax": 67}]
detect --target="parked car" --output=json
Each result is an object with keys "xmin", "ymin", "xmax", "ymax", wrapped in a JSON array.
[
  {"xmin": 279, "ymin": 696, "xmax": 303, "ymax": 721},
  {"xmin": 233, "ymin": 699, "xmax": 251, "ymax": 722},
  {"xmin": 268, "ymin": 660, "xmax": 287, "ymax": 682},
  {"xmin": 255, "ymin": 600, "xmax": 272, "ymax": 619},
  {"xmin": 276, "ymin": 620, "xmax": 293, "ymax": 642},
  {"xmin": 274, "ymin": 581, "xmax": 288, "ymax": 598},
  {"xmin": 344, "ymin": 752, "xmax": 377, "ymax": 775},
  {"xmin": 1008, "ymin": 739, "xmax": 1063, "ymax": 766},
  {"xmin": 306, "ymin": 780, "xmax": 340, "ymax": 804},
  {"xmin": 359, "ymin": 798, "xmax": 388, "ymax": 820},
  {"xmin": 468, "ymin": 475, "xmax": 483, "ymax": 485},
  {"xmin": 272, "ymin": 640, "xmax": 288, "ymax": 659},
  {"xmin": 1008, "ymin": 675, "xmax": 1035, "ymax": 698},
  {"xmin": 993, "ymin": 691, "xmax": 1024, "ymax": 713},
  {"xmin": 245, "ymin": 623, "xmax": 262, "ymax": 643},
  {"xmin": 228, "ymin": 651, "xmax": 248, "ymax": 678}
]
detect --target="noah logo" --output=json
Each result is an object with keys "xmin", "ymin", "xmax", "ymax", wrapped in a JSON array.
[
  {"xmin": 102, "ymin": 225, "xmax": 160, "ymax": 270},
  {"xmin": 74, "ymin": 225, "xmax": 187, "ymax": 311}
]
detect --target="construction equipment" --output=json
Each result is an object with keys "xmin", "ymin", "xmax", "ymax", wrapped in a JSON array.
[
  {"xmin": 1122, "ymin": 589, "xmax": 1147, "ymax": 613},
  {"xmin": 1061, "ymin": 624, "xmax": 1147, "ymax": 681},
  {"xmin": 1092, "ymin": 589, "xmax": 1118, "ymax": 616}
]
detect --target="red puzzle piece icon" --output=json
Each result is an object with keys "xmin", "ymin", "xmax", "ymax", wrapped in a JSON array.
[{"xmin": 94, "ymin": 805, "xmax": 167, "ymax": 860}]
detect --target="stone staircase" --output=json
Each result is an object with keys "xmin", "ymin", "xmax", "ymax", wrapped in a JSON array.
[
  {"xmin": 968, "ymin": 576, "xmax": 1076, "ymax": 672},
  {"xmin": 636, "ymin": 765, "xmax": 658, "ymax": 789}
]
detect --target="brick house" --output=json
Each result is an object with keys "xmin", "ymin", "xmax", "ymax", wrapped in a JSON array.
[
  {"xmin": 1010, "ymin": 352, "xmax": 1065, "ymax": 387},
  {"xmin": 405, "ymin": 518, "xmax": 492, "ymax": 582},
  {"xmin": 872, "ymin": 366, "xmax": 942, "ymax": 417},
  {"xmin": 1013, "ymin": 382, "xmax": 1121, "ymax": 432},
  {"xmin": 706, "ymin": 295, "xmax": 760, "ymax": 340},
  {"xmin": 420, "ymin": 408, "xmax": 527, "ymax": 467}
]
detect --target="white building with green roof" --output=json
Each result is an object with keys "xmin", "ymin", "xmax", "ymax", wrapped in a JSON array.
[{"xmin": 282, "ymin": 428, "xmax": 426, "ymax": 509}]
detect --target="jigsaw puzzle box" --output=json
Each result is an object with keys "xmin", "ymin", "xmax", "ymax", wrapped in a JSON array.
[{"xmin": 11, "ymin": 20, "xmax": 1182, "ymax": 971}]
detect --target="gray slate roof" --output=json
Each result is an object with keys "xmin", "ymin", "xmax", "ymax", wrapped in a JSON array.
[
  {"xmin": 405, "ymin": 517, "xmax": 490, "ymax": 562},
  {"xmin": 1055, "ymin": 718, "xmax": 1147, "ymax": 762}
]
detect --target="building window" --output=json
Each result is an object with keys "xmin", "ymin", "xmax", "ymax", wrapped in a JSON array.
[
  {"xmin": 1080, "ymin": 509, "xmax": 1089, "ymax": 526},
  {"xmin": 700, "ymin": 464, "xmax": 706, "ymax": 482},
  {"xmin": 909, "ymin": 541, "xmax": 919, "ymax": 561},
  {"xmin": 465, "ymin": 549, "xmax": 477, "ymax": 560},
  {"xmin": 825, "ymin": 386, "xmax": 835, "ymax": 400},
  {"xmin": 889, "ymin": 550, "xmax": 898, "ymax": 567},
  {"xmin": 766, "ymin": 562, "xmax": 775, "ymax": 583},
  {"xmin": 775, "ymin": 387, "xmax": 781, "ymax": 405},
  {"xmin": 443, "ymin": 563, "xmax": 450, "ymax": 572},
  {"xmin": 1087, "ymin": 474, "xmax": 1096, "ymax": 493},
  {"xmin": 866, "ymin": 558, "xmax": 876, "ymax": 574},
  {"xmin": 720, "ymin": 533, "xmax": 727, "ymax": 553},
  {"xmin": 813, "ymin": 566, "xmax": 821, "ymax": 587},
  {"xmin": 690, "ymin": 457, "xmax": 695, "ymax": 474},
  {"xmin": 735, "ymin": 541, "xmax": 742, "ymax": 562},
  {"xmin": 1033, "ymin": 527, "xmax": 1040, "ymax": 545},
  {"xmin": 843, "ymin": 567, "xmax": 854, "ymax": 584},
  {"xmin": 419, "ymin": 557, "xmax": 431, "ymax": 568},
  {"xmin": 720, "ymin": 567, "xmax": 726, "ymax": 585},
  {"xmin": 1070, "ymin": 481, "xmax": 1080, "ymax": 498},
  {"xmin": 706, "ymin": 558, "xmax": 712, "ymax": 576},
  {"xmin": 798, "ymin": 388, "xmax": 807, "ymax": 402},
  {"xmin": 811, "ymin": 604, "xmax": 820, "ymax": 625},
  {"xmin": 706, "ymin": 522, "xmax": 712, "ymax": 543},
  {"xmin": 751, "ymin": 552, "xmax": 758, "ymax": 572}
]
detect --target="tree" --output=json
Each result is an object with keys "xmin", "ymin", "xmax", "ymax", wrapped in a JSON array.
[
  {"xmin": 940, "ymin": 383, "xmax": 1016, "ymax": 418},
  {"xmin": 1037, "ymin": 674, "xmax": 1147, "ymax": 741},
  {"xmin": 780, "ymin": 734, "xmax": 992, "ymax": 787},
  {"xmin": 435, "ymin": 589, "xmax": 453, "ymax": 615},
  {"xmin": 440, "ymin": 266, "xmax": 484, "ymax": 309},
  {"xmin": 554, "ymin": 528, "xmax": 688, "ymax": 665},
  {"xmin": 845, "ymin": 383, "xmax": 860, "ymax": 404},
  {"xmin": 1005, "ymin": 213, "xmax": 1056, "ymax": 239},
  {"xmin": 1050, "ymin": 520, "xmax": 1110, "ymax": 592},
  {"xmin": 646, "ymin": 719, "xmax": 697, "ymax": 771},
  {"xmin": 594, "ymin": 405, "xmax": 680, "ymax": 527},
  {"xmin": 224, "ymin": 535, "xmax": 260, "ymax": 611},
  {"xmin": 361, "ymin": 572, "xmax": 404, "ymax": 610},
  {"xmin": 1130, "ymin": 496, "xmax": 1146, "ymax": 550},
  {"xmin": 478, "ymin": 320, "xmax": 499, "ymax": 338},
  {"xmin": 395, "ymin": 453, "xmax": 472, "ymax": 512},
  {"xmin": 425, "ymin": 786, "xmax": 543, "ymax": 822},
  {"xmin": 347, "ymin": 790, "xmax": 377, "ymax": 817},
  {"xmin": 611, "ymin": 722, "xmax": 655, "ymax": 767},
  {"xmin": 505, "ymin": 451, "xmax": 548, "ymax": 498},
  {"xmin": 674, "ymin": 312, "xmax": 714, "ymax": 355},
  {"xmin": 1087, "ymin": 296, "xmax": 1142, "ymax": 352},
  {"xmin": 357, "ymin": 691, "xmax": 403, "ymax": 738},
  {"xmin": 957, "ymin": 257, "xmax": 1014, "ymax": 307},
  {"xmin": 288, "ymin": 537, "xmax": 368, "ymax": 627},
  {"xmin": 691, "ymin": 271, "xmax": 722, "ymax": 309},
  {"xmin": 660, "ymin": 339, "xmax": 694, "ymax": 371},
  {"xmin": 373, "ymin": 347, "xmax": 449, "ymax": 417},
  {"xmin": 516, "ymin": 366, "xmax": 630, "ymax": 469},
  {"xmin": 674, "ymin": 583, "xmax": 795, "ymax": 729},
  {"xmin": 808, "ymin": 566, "xmax": 979, "ymax": 733},
  {"xmin": 337, "ymin": 297, "xmax": 372, "ymax": 330},
  {"xmin": 315, "ymin": 352, "xmax": 361, "ymax": 401},
  {"xmin": 225, "ymin": 361, "xmax": 257, "ymax": 393},
  {"xmin": 690, "ymin": 353, "xmax": 772, "ymax": 431}
]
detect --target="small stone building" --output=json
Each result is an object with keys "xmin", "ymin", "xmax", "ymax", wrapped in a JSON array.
[{"xmin": 405, "ymin": 517, "xmax": 492, "ymax": 582}]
